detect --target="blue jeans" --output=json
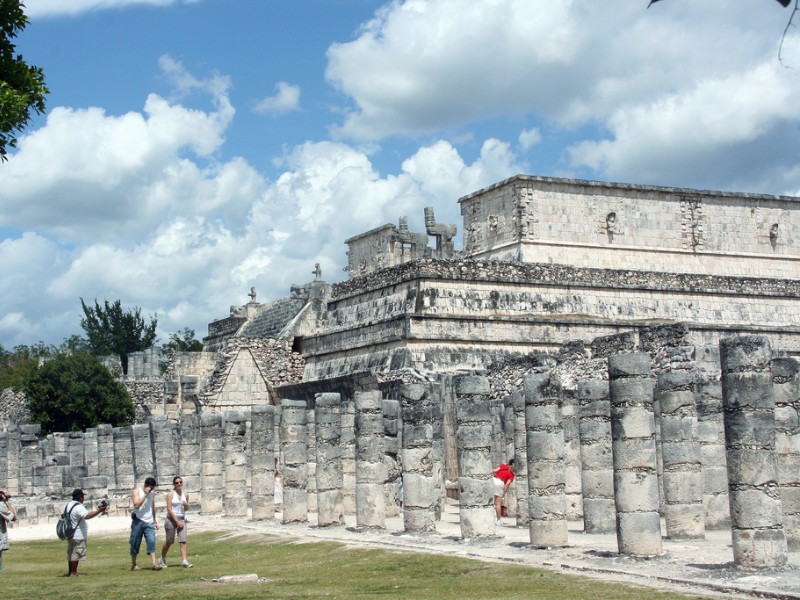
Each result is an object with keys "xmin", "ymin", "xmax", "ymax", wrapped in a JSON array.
[{"xmin": 130, "ymin": 516, "xmax": 156, "ymax": 556}]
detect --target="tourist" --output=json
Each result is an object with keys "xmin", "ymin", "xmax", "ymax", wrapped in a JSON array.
[
  {"xmin": 130, "ymin": 476, "xmax": 161, "ymax": 571},
  {"xmin": 0, "ymin": 489, "xmax": 16, "ymax": 574},
  {"xmin": 492, "ymin": 459, "xmax": 516, "ymax": 525},
  {"xmin": 159, "ymin": 476, "xmax": 192, "ymax": 568},
  {"xmin": 64, "ymin": 488, "xmax": 108, "ymax": 577}
]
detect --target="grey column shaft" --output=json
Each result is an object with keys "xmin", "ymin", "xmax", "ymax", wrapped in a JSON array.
[
  {"xmin": 200, "ymin": 413, "xmax": 224, "ymax": 513},
  {"xmin": 511, "ymin": 391, "xmax": 529, "ymax": 526},
  {"xmin": 454, "ymin": 375, "xmax": 495, "ymax": 538},
  {"xmin": 696, "ymin": 346, "xmax": 730, "ymax": 529},
  {"xmin": 131, "ymin": 423, "xmax": 154, "ymax": 484},
  {"xmin": 306, "ymin": 408, "xmax": 318, "ymax": 514},
  {"xmin": 577, "ymin": 379, "xmax": 615, "ymax": 534},
  {"xmin": 383, "ymin": 399, "xmax": 402, "ymax": 517},
  {"xmin": 96, "ymin": 424, "xmax": 115, "ymax": 485},
  {"xmin": 773, "ymin": 357, "xmax": 800, "ymax": 550},
  {"xmin": 281, "ymin": 399, "xmax": 309, "ymax": 523},
  {"xmin": 223, "ymin": 411, "xmax": 249, "ymax": 517},
  {"xmin": 400, "ymin": 383, "xmax": 436, "ymax": 532},
  {"xmin": 525, "ymin": 371, "xmax": 568, "ymax": 547},
  {"xmin": 150, "ymin": 418, "xmax": 178, "ymax": 484},
  {"xmin": 657, "ymin": 371, "xmax": 704, "ymax": 539},
  {"xmin": 721, "ymin": 336, "xmax": 787, "ymax": 568},
  {"xmin": 354, "ymin": 390, "xmax": 386, "ymax": 529},
  {"xmin": 112, "ymin": 426, "xmax": 134, "ymax": 492},
  {"xmin": 250, "ymin": 404, "xmax": 276, "ymax": 520},
  {"xmin": 609, "ymin": 352, "xmax": 663, "ymax": 556},
  {"xmin": 562, "ymin": 390, "xmax": 584, "ymax": 520},
  {"xmin": 315, "ymin": 393, "xmax": 344, "ymax": 527},
  {"xmin": 178, "ymin": 415, "xmax": 202, "ymax": 505},
  {"xmin": 341, "ymin": 400, "xmax": 356, "ymax": 514}
]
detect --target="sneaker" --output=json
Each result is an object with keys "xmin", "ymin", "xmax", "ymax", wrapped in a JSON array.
[
  {"xmin": 182, "ymin": 561, "xmax": 193, "ymax": 568},
  {"xmin": 158, "ymin": 558, "xmax": 168, "ymax": 569},
  {"xmin": 131, "ymin": 565, "xmax": 140, "ymax": 571},
  {"xmin": 152, "ymin": 564, "xmax": 162, "ymax": 571},
  {"xmin": 496, "ymin": 519, "xmax": 502, "ymax": 526}
]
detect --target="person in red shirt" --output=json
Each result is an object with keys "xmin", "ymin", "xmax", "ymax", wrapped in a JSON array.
[{"xmin": 492, "ymin": 459, "xmax": 516, "ymax": 525}]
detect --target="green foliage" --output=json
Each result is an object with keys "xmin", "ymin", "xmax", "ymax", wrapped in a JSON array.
[
  {"xmin": 0, "ymin": 341, "xmax": 54, "ymax": 391},
  {"xmin": 0, "ymin": 0, "xmax": 49, "ymax": 160},
  {"xmin": 24, "ymin": 352, "xmax": 134, "ymax": 434},
  {"xmin": 162, "ymin": 327, "xmax": 204, "ymax": 353},
  {"xmin": 79, "ymin": 298, "xmax": 157, "ymax": 375}
]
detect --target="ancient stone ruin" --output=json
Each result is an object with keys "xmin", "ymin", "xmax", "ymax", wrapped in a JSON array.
[{"xmin": 1, "ymin": 174, "xmax": 798, "ymax": 569}]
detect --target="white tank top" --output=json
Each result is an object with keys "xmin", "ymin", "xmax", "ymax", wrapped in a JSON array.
[
  {"xmin": 132, "ymin": 488, "xmax": 155, "ymax": 524},
  {"xmin": 170, "ymin": 490, "xmax": 186, "ymax": 519}
]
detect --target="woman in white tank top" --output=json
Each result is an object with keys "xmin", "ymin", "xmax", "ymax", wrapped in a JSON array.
[{"xmin": 158, "ymin": 476, "xmax": 192, "ymax": 568}]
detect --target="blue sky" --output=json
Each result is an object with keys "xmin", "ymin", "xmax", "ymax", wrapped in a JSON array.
[{"xmin": 2, "ymin": 0, "xmax": 799, "ymax": 349}]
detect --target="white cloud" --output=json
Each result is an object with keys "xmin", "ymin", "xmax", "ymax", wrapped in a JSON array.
[
  {"xmin": 519, "ymin": 128, "xmax": 542, "ymax": 151},
  {"xmin": 25, "ymin": 0, "xmax": 200, "ymax": 18},
  {"xmin": 254, "ymin": 82, "xmax": 302, "ymax": 115}
]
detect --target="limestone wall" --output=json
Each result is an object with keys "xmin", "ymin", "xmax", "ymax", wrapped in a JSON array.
[{"xmin": 460, "ymin": 175, "xmax": 799, "ymax": 279}]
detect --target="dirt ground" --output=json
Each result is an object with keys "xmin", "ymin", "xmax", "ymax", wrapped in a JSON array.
[{"xmin": 9, "ymin": 500, "xmax": 800, "ymax": 599}]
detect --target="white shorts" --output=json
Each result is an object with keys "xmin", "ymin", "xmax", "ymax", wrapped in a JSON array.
[{"xmin": 493, "ymin": 477, "xmax": 505, "ymax": 497}]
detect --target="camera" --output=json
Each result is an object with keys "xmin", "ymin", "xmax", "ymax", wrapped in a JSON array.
[{"xmin": 99, "ymin": 499, "xmax": 109, "ymax": 510}]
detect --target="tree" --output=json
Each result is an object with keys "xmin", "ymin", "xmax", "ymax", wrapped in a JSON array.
[
  {"xmin": 24, "ymin": 351, "xmax": 135, "ymax": 434},
  {"xmin": 0, "ymin": 0, "xmax": 48, "ymax": 160},
  {"xmin": 162, "ymin": 327, "xmax": 204, "ymax": 353},
  {"xmin": 80, "ymin": 298, "xmax": 158, "ymax": 375},
  {"xmin": 0, "ymin": 341, "xmax": 54, "ymax": 391}
]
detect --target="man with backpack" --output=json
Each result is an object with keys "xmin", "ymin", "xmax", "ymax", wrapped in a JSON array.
[{"xmin": 64, "ymin": 488, "xmax": 107, "ymax": 577}]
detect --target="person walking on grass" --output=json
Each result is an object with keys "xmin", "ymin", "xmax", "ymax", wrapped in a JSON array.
[
  {"xmin": 159, "ymin": 476, "xmax": 192, "ymax": 568},
  {"xmin": 0, "ymin": 489, "xmax": 16, "ymax": 574},
  {"xmin": 130, "ymin": 477, "xmax": 161, "ymax": 571},
  {"xmin": 64, "ymin": 488, "xmax": 107, "ymax": 577}
]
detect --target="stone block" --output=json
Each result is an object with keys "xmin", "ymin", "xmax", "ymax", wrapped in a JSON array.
[{"xmin": 613, "ymin": 471, "xmax": 659, "ymax": 513}]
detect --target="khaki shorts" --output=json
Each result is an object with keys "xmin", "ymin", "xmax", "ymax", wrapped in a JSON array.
[
  {"xmin": 164, "ymin": 518, "xmax": 187, "ymax": 544},
  {"xmin": 68, "ymin": 538, "xmax": 87, "ymax": 561}
]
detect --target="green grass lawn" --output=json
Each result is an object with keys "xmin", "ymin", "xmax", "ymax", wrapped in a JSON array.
[{"xmin": 0, "ymin": 531, "xmax": 714, "ymax": 599}]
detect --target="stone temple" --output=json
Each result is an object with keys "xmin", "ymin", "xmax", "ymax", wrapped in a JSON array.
[{"xmin": 1, "ymin": 174, "xmax": 799, "ymax": 569}]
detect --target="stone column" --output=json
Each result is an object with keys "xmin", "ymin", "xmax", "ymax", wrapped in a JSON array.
[
  {"xmin": 112, "ymin": 426, "xmax": 135, "ymax": 491},
  {"xmin": 696, "ymin": 346, "xmax": 730, "ymax": 528},
  {"xmin": 0, "ymin": 433, "xmax": 8, "ymax": 494},
  {"xmin": 306, "ymin": 407, "xmax": 318, "ymax": 514},
  {"xmin": 96, "ymin": 424, "xmax": 115, "ymax": 487},
  {"xmin": 83, "ymin": 428, "xmax": 99, "ymax": 478},
  {"xmin": 454, "ymin": 375, "xmax": 494, "ymax": 538},
  {"xmin": 250, "ymin": 404, "xmax": 276, "ymax": 520},
  {"xmin": 609, "ymin": 352, "xmax": 662, "ymax": 556},
  {"xmin": 68, "ymin": 432, "xmax": 84, "ymax": 467},
  {"xmin": 562, "ymin": 389, "xmax": 584, "ymax": 520},
  {"xmin": 354, "ymin": 390, "xmax": 386, "ymax": 529},
  {"xmin": 341, "ymin": 399, "xmax": 356, "ymax": 514},
  {"xmin": 223, "ymin": 411, "xmax": 249, "ymax": 517},
  {"xmin": 5, "ymin": 430, "xmax": 19, "ymax": 495},
  {"xmin": 315, "ymin": 393, "xmax": 344, "ymax": 527},
  {"xmin": 720, "ymin": 336, "xmax": 787, "ymax": 567},
  {"xmin": 430, "ymin": 384, "xmax": 446, "ymax": 520},
  {"xmin": 773, "ymin": 356, "xmax": 800, "ymax": 550},
  {"xmin": 525, "ymin": 371, "xmax": 568, "ymax": 547},
  {"xmin": 131, "ymin": 423, "xmax": 154, "ymax": 483},
  {"xmin": 382, "ymin": 398, "xmax": 401, "ymax": 516},
  {"xmin": 150, "ymin": 418, "xmax": 178, "ymax": 484},
  {"xmin": 178, "ymin": 415, "xmax": 202, "ymax": 506},
  {"xmin": 200, "ymin": 413, "xmax": 224, "ymax": 514},
  {"xmin": 657, "ymin": 371, "xmax": 704, "ymax": 539},
  {"xmin": 577, "ymin": 379, "xmax": 615, "ymax": 534},
  {"xmin": 18, "ymin": 424, "xmax": 41, "ymax": 496},
  {"xmin": 502, "ymin": 397, "xmax": 517, "ymax": 518},
  {"xmin": 281, "ymin": 399, "xmax": 308, "ymax": 523},
  {"xmin": 510, "ymin": 391, "xmax": 529, "ymax": 526},
  {"xmin": 400, "ymin": 383, "xmax": 436, "ymax": 532}
]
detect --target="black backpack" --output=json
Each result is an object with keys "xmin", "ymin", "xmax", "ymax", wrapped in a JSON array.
[{"xmin": 56, "ymin": 502, "xmax": 78, "ymax": 540}]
